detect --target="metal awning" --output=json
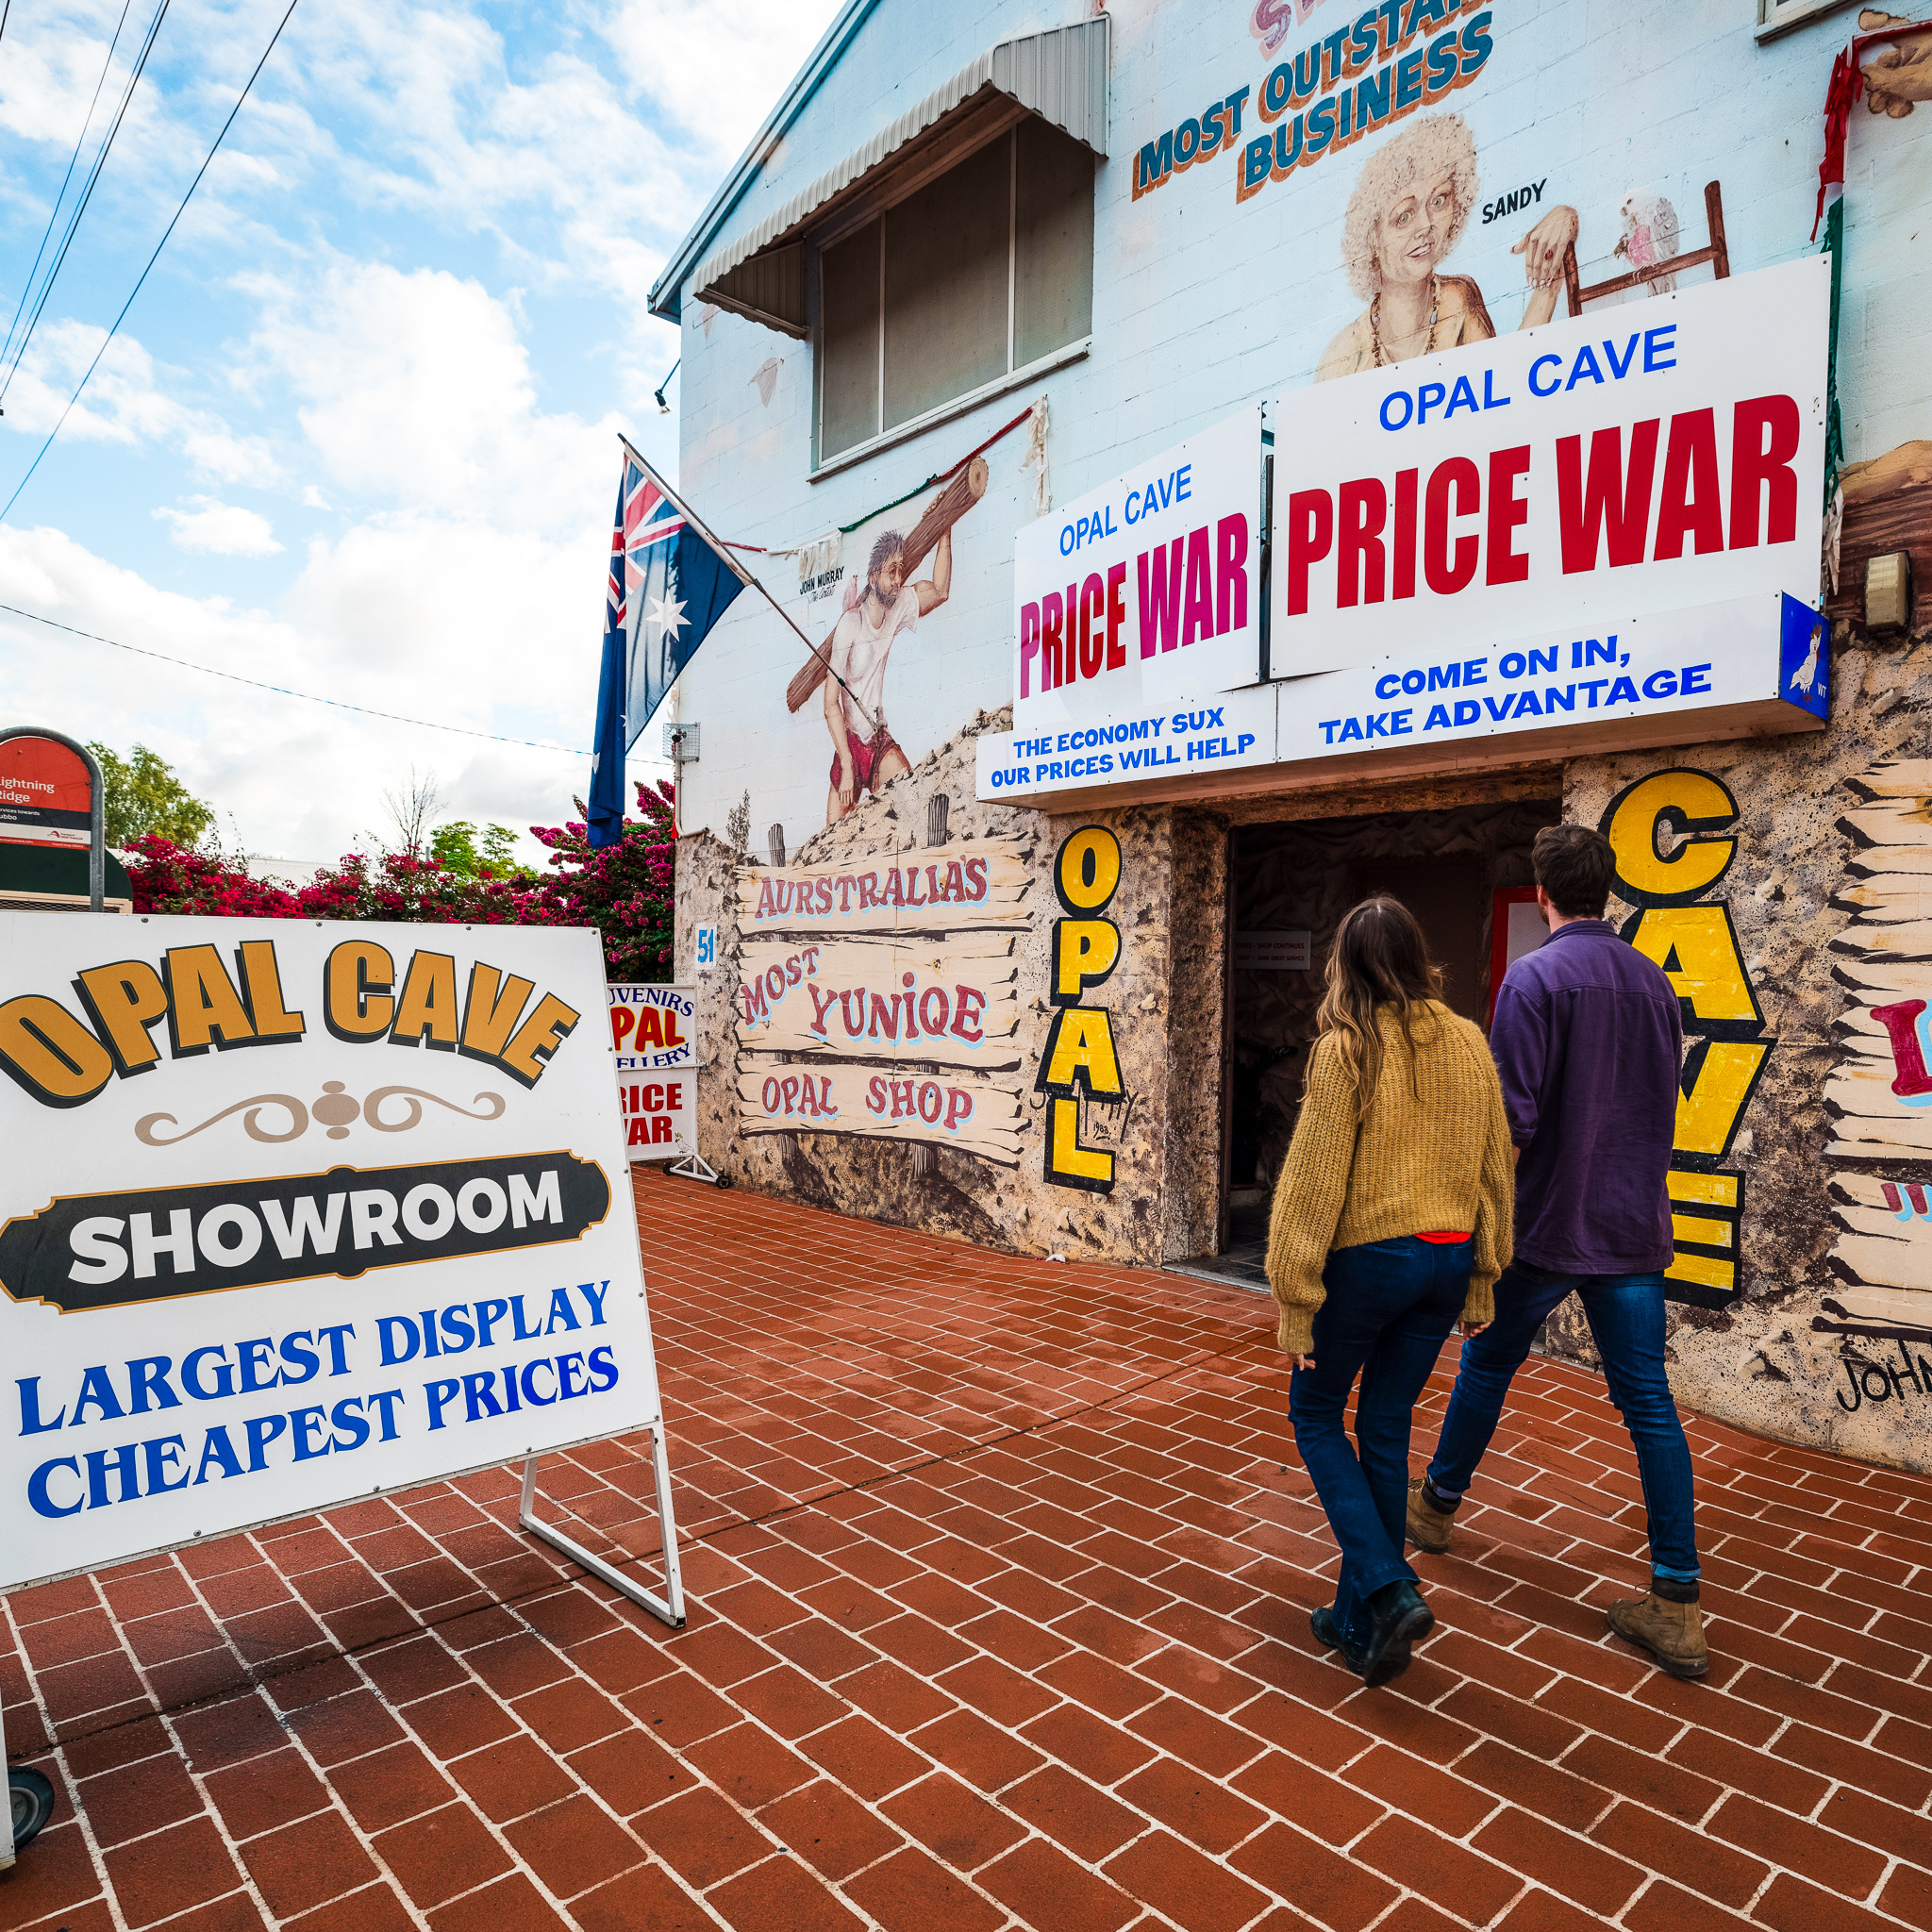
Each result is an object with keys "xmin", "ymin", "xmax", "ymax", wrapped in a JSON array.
[{"xmin": 692, "ymin": 16, "xmax": 1108, "ymax": 340}]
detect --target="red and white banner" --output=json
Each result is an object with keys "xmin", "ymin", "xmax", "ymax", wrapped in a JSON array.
[
  {"xmin": 608, "ymin": 984, "xmax": 696, "ymax": 1163},
  {"xmin": 1269, "ymin": 256, "xmax": 1828, "ymax": 676},
  {"xmin": 1013, "ymin": 409, "xmax": 1262, "ymax": 729}
]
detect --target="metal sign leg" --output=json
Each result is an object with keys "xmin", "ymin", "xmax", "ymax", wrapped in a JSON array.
[
  {"xmin": 519, "ymin": 1425, "xmax": 688, "ymax": 1628},
  {"xmin": 2, "ymin": 1689, "xmax": 14, "ymax": 1871}
]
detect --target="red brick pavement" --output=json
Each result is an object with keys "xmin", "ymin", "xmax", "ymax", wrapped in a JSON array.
[{"xmin": 5, "ymin": 1168, "xmax": 1932, "ymax": 1930}]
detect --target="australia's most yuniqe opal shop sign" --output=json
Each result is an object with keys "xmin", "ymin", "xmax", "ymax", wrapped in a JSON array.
[
  {"xmin": 0, "ymin": 913, "xmax": 663, "ymax": 1589},
  {"xmin": 978, "ymin": 258, "xmax": 1831, "ymax": 807}
]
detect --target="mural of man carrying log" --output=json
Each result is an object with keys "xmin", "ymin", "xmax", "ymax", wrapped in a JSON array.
[
  {"xmin": 823, "ymin": 525, "xmax": 950, "ymax": 824},
  {"xmin": 799, "ymin": 454, "xmax": 987, "ymax": 826}
]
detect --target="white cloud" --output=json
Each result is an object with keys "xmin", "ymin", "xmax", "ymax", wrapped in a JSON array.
[
  {"xmin": 237, "ymin": 258, "xmax": 615, "ymax": 532},
  {"xmin": 607, "ymin": 0, "xmax": 844, "ymax": 164},
  {"xmin": 2, "ymin": 320, "xmax": 279, "ymax": 484},
  {"xmin": 155, "ymin": 495, "xmax": 283, "ymax": 555},
  {"xmin": 0, "ymin": 0, "xmax": 775, "ymax": 864},
  {"xmin": 0, "ymin": 519, "xmax": 608, "ymax": 865}
]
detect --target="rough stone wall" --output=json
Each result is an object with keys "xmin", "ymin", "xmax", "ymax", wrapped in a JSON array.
[
  {"xmin": 1158, "ymin": 812, "xmax": 1230, "ymax": 1261},
  {"xmin": 675, "ymin": 708, "xmax": 1223, "ymax": 1266},
  {"xmin": 1559, "ymin": 628, "xmax": 1932, "ymax": 1474}
]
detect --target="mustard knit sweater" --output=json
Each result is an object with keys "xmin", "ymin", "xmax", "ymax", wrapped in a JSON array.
[{"xmin": 1265, "ymin": 1002, "xmax": 1516, "ymax": 1357}]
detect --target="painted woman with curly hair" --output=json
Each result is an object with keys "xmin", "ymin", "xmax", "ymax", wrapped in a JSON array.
[{"xmin": 1316, "ymin": 112, "xmax": 1580, "ymax": 381}]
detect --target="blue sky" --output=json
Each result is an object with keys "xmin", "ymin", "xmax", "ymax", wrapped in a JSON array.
[{"xmin": 0, "ymin": 0, "xmax": 841, "ymax": 866}]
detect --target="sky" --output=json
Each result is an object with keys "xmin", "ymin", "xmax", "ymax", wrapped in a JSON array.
[{"xmin": 0, "ymin": 0, "xmax": 843, "ymax": 867}]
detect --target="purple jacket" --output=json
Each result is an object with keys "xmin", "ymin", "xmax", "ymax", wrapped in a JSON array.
[{"xmin": 1489, "ymin": 918, "xmax": 1681, "ymax": 1274}]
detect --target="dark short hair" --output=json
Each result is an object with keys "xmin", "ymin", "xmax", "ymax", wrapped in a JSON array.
[
  {"xmin": 1533, "ymin": 824, "xmax": 1616, "ymax": 919},
  {"xmin": 867, "ymin": 531, "xmax": 906, "ymax": 583}
]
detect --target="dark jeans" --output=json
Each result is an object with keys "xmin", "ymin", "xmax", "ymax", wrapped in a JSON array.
[
  {"xmin": 1290, "ymin": 1236, "xmax": 1473, "ymax": 1645},
  {"xmin": 1426, "ymin": 1260, "xmax": 1700, "ymax": 1581}
]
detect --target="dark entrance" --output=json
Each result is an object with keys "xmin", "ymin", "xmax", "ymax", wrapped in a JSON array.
[{"xmin": 1177, "ymin": 796, "xmax": 1559, "ymax": 1291}]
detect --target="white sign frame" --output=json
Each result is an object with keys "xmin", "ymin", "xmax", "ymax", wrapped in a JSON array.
[
  {"xmin": 976, "ymin": 591, "xmax": 1828, "ymax": 805},
  {"xmin": 1268, "ymin": 258, "xmax": 1828, "ymax": 681},
  {"xmin": 1013, "ymin": 408, "xmax": 1263, "ymax": 730},
  {"xmin": 0, "ymin": 913, "xmax": 687, "ymax": 1624}
]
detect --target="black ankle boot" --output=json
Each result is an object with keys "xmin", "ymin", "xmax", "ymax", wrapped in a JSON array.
[
  {"xmin": 1361, "ymin": 1580, "xmax": 1433, "ymax": 1687},
  {"xmin": 1310, "ymin": 1605, "xmax": 1368, "ymax": 1674}
]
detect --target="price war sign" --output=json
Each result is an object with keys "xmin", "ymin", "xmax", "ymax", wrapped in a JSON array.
[{"xmin": 0, "ymin": 913, "xmax": 664, "ymax": 1588}]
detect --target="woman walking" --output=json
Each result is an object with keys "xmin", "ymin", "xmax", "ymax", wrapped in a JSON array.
[{"xmin": 1268, "ymin": 897, "xmax": 1515, "ymax": 1687}]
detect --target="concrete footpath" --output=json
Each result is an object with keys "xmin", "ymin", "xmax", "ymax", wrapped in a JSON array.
[{"xmin": 4, "ymin": 1168, "xmax": 1931, "ymax": 1931}]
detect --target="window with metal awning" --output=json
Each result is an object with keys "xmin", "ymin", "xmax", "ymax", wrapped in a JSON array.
[{"xmin": 690, "ymin": 18, "xmax": 1109, "ymax": 472}]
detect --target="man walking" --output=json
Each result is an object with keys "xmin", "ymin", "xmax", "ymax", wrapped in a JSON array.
[{"xmin": 1407, "ymin": 823, "xmax": 1707, "ymax": 1679}]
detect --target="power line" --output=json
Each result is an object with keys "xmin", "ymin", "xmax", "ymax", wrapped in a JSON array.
[
  {"xmin": 0, "ymin": 0, "xmax": 298, "ymax": 521},
  {"xmin": 0, "ymin": 601, "xmax": 591, "ymax": 755},
  {"xmin": 0, "ymin": 0, "xmax": 140, "ymax": 375},
  {"xmin": 1, "ymin": 0, "xmax": 172, "ymax": 403}
]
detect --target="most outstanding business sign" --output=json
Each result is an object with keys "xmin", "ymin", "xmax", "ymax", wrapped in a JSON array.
[
  {"xmin": 0, "ymin": 912, "xmax": 664, "ymax": 1588},
  {"xmin": 978, "ymin": 257, "xmax": 1832, "ymax": 805}
]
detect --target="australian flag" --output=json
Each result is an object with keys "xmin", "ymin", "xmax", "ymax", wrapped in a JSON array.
[{"xmin": 589, "ymin": 441, "xmax": 750, "ymax": 846}]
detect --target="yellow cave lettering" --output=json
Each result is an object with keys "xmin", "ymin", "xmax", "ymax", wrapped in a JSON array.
[
  {"xmin": 238, "ymin": 941, "xmax": 306, "ymax": 1043},
  {"xmin": 325, "ymin": 940, "xmax": 396, "ymax": 1041},
  {"xmin": 0, "ymin": 994, "xmax": 115, "ymax": 1108},
  {"xmin": 1664, "ymin": 1171, "xmax": 1743, "ymax": 1296},
  {"xmin": 1053, "ymin": 919, "xmax": 1122, "ymax": 1003},
  {"xmin": 1665, "ymin": 1248, "xmax": 1736, "ymax": 1292},
  {"xmin": 1625, "ymin": 905, "xmax": 1762, "ymax": 1030},
  {"xmin": 390, "ymin": 950, "xmax": 460, "ymax": 1051},
  {"xmin": 1674, "ymin": 1041, "xmax": 1771, "ymax": 1163},
  {"xmin": 1666, "ymin": 1171, "xmax": 1740, "ymax": 1209},
  {"xmin": 1601, "ymin": 768, "xmax": 1740, "ymax": 906},
  {"xmin": 1055, "ymin": 825, "xmax": 1123, "ymax": 914},
  {"xmin": 163, "ymin": 944, "xmax": 257, "ymax": 1056},
  {"xmin": 500, "ymin": 992, "xmax": 581, "ymax": 1087},
  {"xmin": 75, "ymin": 958, "xmax": 170, "ymax": 1074},
  {"xmin": 1046, "ymin": 1095, "xmax": 1115, "ymax": 1190},
  {"xmin": 1040, "ymin": 1007, "xmax": 1124, "ymax": 1098},
  {"xmin": 1671, "ymin": 1211, "xmax": 1734, "ymax": 1248},
  {"xmin": 460, "ymin": 963, "xmax": 536, "ymax": 1062}
]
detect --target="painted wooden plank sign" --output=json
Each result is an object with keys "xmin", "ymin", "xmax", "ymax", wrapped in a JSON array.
[
  {"xmin": 1828, "ymin": 761, "xmax": 1932, "ymax": 1163},
  {"xmin": 1828, "ymin": 1174, "xmax": 1932, "ymax": 1333},
  {"xmin": 735, "ymin": 1058, "xmax": 1025, "ymax": 1165},
  {"xmin": 735, "ymin": 839, "xmax": 1034, "ymax": 936},
  {"xmin": 737, "ymin": 934, "xmax": 1022, "ymax": 1071},
  {"xmin": 1824, "ymin": 761, "xmax": 1932, "ymax": 1341}
]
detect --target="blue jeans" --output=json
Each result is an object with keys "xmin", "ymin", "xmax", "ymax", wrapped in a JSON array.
[
  {"xmin": 1426, "ymin": 1261, "xmax": 1700, "ymax": 1581},
  {"xmin": 1290, "ymin": 1236, "xmax": 1473, "ymax": 1645}
]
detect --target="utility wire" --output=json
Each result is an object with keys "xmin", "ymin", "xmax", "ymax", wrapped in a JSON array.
[
  {"xmin": 0, "ymin": 0, "xmax": 139, "ymax": 375},
  {"xmin": 1, "ymin": 0, "xmax": 172, "ymax": 403},
  {"xmin": 1, "ymin": 0, "xmax": 300, "ymax": 523},
  {"xmin": 0, "ymin": 601, "xmax": 591, "ymax": 755}
]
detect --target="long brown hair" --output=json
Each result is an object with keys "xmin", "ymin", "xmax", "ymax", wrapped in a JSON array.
[{"xmin": 1314, "ymin": 895, "xmax": 1446, "ymax": 1120}]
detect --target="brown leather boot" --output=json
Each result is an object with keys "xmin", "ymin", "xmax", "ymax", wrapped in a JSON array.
[
  {"xmin": 1407, "ymin": 1478, "xmax": 1454, "ymax": 1555},
  {"xmin": 1607, "ymin": 1591, "xmax": 1708, "ymax": 1679}
]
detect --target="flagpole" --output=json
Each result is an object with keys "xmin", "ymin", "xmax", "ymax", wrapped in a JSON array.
[{"xmin": 619, "ymin": 434, "xmax": 882, "ymax": 736}]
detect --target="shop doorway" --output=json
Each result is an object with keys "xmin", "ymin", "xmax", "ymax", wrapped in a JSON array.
[{"xmin": 1180, "ymin": 796, "xmax": 1559, "ymax": 1290}]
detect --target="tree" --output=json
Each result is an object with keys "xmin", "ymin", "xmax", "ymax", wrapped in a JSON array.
[
  {"xmin": 89, "ymin": 742, "xmax": 215, "ymax": 850},
  {"xmin": 121, "ymin": 780, "xmax": 679, "ymax": 982},
  {"xmin": 724, "ymin": 789, "xmax": 751, "ymax": 853},
  {"xmin": 525, "ymin": 780, "xmax": 678, "ymax": 980},
  {"xmin": 379, "ymin": 770, "xmax": 443, "ymax": 858},
  {"xmin": 429, "ymin": 821, "xmax": 531, "ymax": 880}
]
